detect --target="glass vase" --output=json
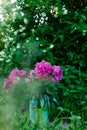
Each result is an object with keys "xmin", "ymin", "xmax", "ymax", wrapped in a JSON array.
[{"xmin": 29, "ymin": 98, "xmax": 49, "ymax": 125}]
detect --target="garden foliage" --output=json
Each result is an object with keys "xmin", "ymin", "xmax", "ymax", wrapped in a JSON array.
[{"xmin": 0, "ymin": 0, "xmax": 87, "ymax": 129}]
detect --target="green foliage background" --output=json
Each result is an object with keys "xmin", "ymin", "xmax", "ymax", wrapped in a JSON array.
[{"xmin": 0, "ymin": 0, "xmax": 87, "ymax": 129}]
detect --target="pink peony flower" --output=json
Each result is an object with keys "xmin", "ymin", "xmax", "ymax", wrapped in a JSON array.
[
  {"xmin": 4, "ymin": 68, "xmax": 27, "ymax": 90},
  {"xmin": 25, "ymin": 70, "xmax": 35, "ymax": 83},
  {"xmin": 18, "ymin": 70, "xmax": 27, "ymax": 76},
  {"xmin": 35, "ymin": 61, "xmax": 52, "ymax": 78},
  {"xmin": 9, "ymin": 68, "xmax": 19, "ymax": 81},
  {"xmin": 29, "ymin": 70, "xmax": 35, "ymax": 80},
  {"xmin": 9, "ymin": 68, "xmax": 27, "ymax": 81},
  {"xmin": 25, "ymin": 78, "xmax": 31, "ymax": 83},
  {"xmin": 51, "ymin": 66, "xmax": 63, "ymax": 82},
  {"xmin": 12, "ymin": 76, "xmax": 21, "ymax": 84},
  {"xmin": 4, "ymin": 78, "xmax": 11, "ymax": 90}
]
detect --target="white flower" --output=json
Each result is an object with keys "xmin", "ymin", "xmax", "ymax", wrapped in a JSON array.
[
  {"xmin": 41, "ymin": 12, "xmax": 46, "ymax": 17},
  {"xmin": 42, "ymin": 6, "xmax": 45, "ymax": 9},
  {"xmin": 10, "ymin": 47, "xmax": 16, "ymax": 52},
  {"xmin": 83, "ymin": 30, "xmax": 86, "ymax": 33},
  {"xmin": 54, "ymin": 14, "xmax": 58, "ymax": 18},
  {"xmin": 36, "ymin": 37, "xmax": 39, "ymax": 40},
  {"xmin": 19, "ymin": 29, "xmax": 23, "ymax": 32},
  {"xmin": 24, "ymin": 18, "xmax": 28, "ymax": 24},
  {"xmin": 43, "ymin": 49, "xmax": 47, "ymax": 52},
  {"xmin": 0, "ymin": 14, "xmax": 4, "ymax": 22},
  {"xmin": 22, "ymin": 33, "xmax": 26, "ymax": 36},
  {"xmin": 50, "ymin": 9, "xmax": 53, "ymax": 14},
  {"xmin": 0, "ymin": 51, "xmax": 5, "ymax": 57},
  {"xmin": 82, "ymin": 15, "xmax": 86, "ymax": 20},
  {"xmin": 39, "ymin": 18, "xmax": 44, "ymax": 24},
  {"xmin": 17, "ymin": 43, "xmax": 20, "ymax": 49},
  {"xmin": 62, "ymin": 5, "xmax": 68, "ymax": 15},
  {"xmin": 83, "ymin": 30, "xmax": 86, "ymax": 36},
  {"xmin": 31, "ymin": 29, "xmax": 35, "ymax": 33},
  {"xmin": 0, "ymin": 58, "xmax": 4, "ymax": 61},
  {"xmin": 50, "ymin": 44, "xmax": 54, "ymax": 49},
  {"xmin": 6, "ymin": 59, "xmax": 11, "ymax": 63},
  {"xmin": 74, "ymin": 27, "xmax": 77, "ymax": 30},
  {"xmin": 34, "ymin": 14, "xmax": 39, "ymax": 19},
  {"xmin": 20, "ymin": 12, "xmax": 24, "ymax": 16},
  {"xmin": 63, "ymin": 8, "xmax": 68, "ymax": 15},
  {"xmin": 24, "ymin": 50, "xmax": 27, "ymax": 53},
  {"xmin": 54, "ymin": 7, "xmax": 58, "ymax": 11},
  {"xmin": 8, "ymin": 55, "xmax": 12, "ymax": 58},
  {"xmin": 35, "ymin": 20, "xmax": 38, "ymax": 23},
  {"xmin": 8, "ymin": 37, "xmax": 13, "ymax": 41},
  {"xmin": 76, "ymin": 40, "xmax": 79, "ymax": 43},
  {"xmin": 11, "ymin": 0, "xmax": 16, "ymax": 3},
  {"xmin": 14, "ymin": 31, "xmax": 18, "ymax": 35},
  {"xmin": 45, "ymin": 17, "xmax": 48, "ymax": 20}
]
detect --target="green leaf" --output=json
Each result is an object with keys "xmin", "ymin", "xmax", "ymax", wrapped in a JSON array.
[
  {"xmin": 53, "ymin": 119, "xmax": 63, "ymax": 128},
  {"xmin": 70, "ymin": 115, "xmax": 81, "ymax": 121}
]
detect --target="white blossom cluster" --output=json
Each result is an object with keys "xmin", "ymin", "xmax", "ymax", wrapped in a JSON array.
[
  {"xmin": 50, "ymin": 5, "xmax": 68, "ymax": 18},
  {"xmin": 0, "ymin": 43, "xmax": 21, "ymax": 63},
  {"xmin": 34, "ymin": 11, "xmax": 48, "ymax": 26},
  {"xmin": 62, "ymin": 5, "xmax": 68, "ymax": 15},
  {"xmin": 42, "ymin": 44, "xmax": 54, "ymax": 53},
  {"xmin": 50, "ymin": 6, "xmax": 59, "ymax": 18}
]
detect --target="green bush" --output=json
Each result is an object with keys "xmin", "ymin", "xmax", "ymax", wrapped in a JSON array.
[{"xmin": 0, "ymin": 0, "xmax": 87, "ymax": 128}]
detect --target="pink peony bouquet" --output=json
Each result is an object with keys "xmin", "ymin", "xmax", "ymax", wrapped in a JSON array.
[
  {"xmin": 27, "ymin": 61, "xmax": 63, "ymax": 82},
  {"xmin": 4, "ymin": 61, "xmax": 63, "ymax": 92}
]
